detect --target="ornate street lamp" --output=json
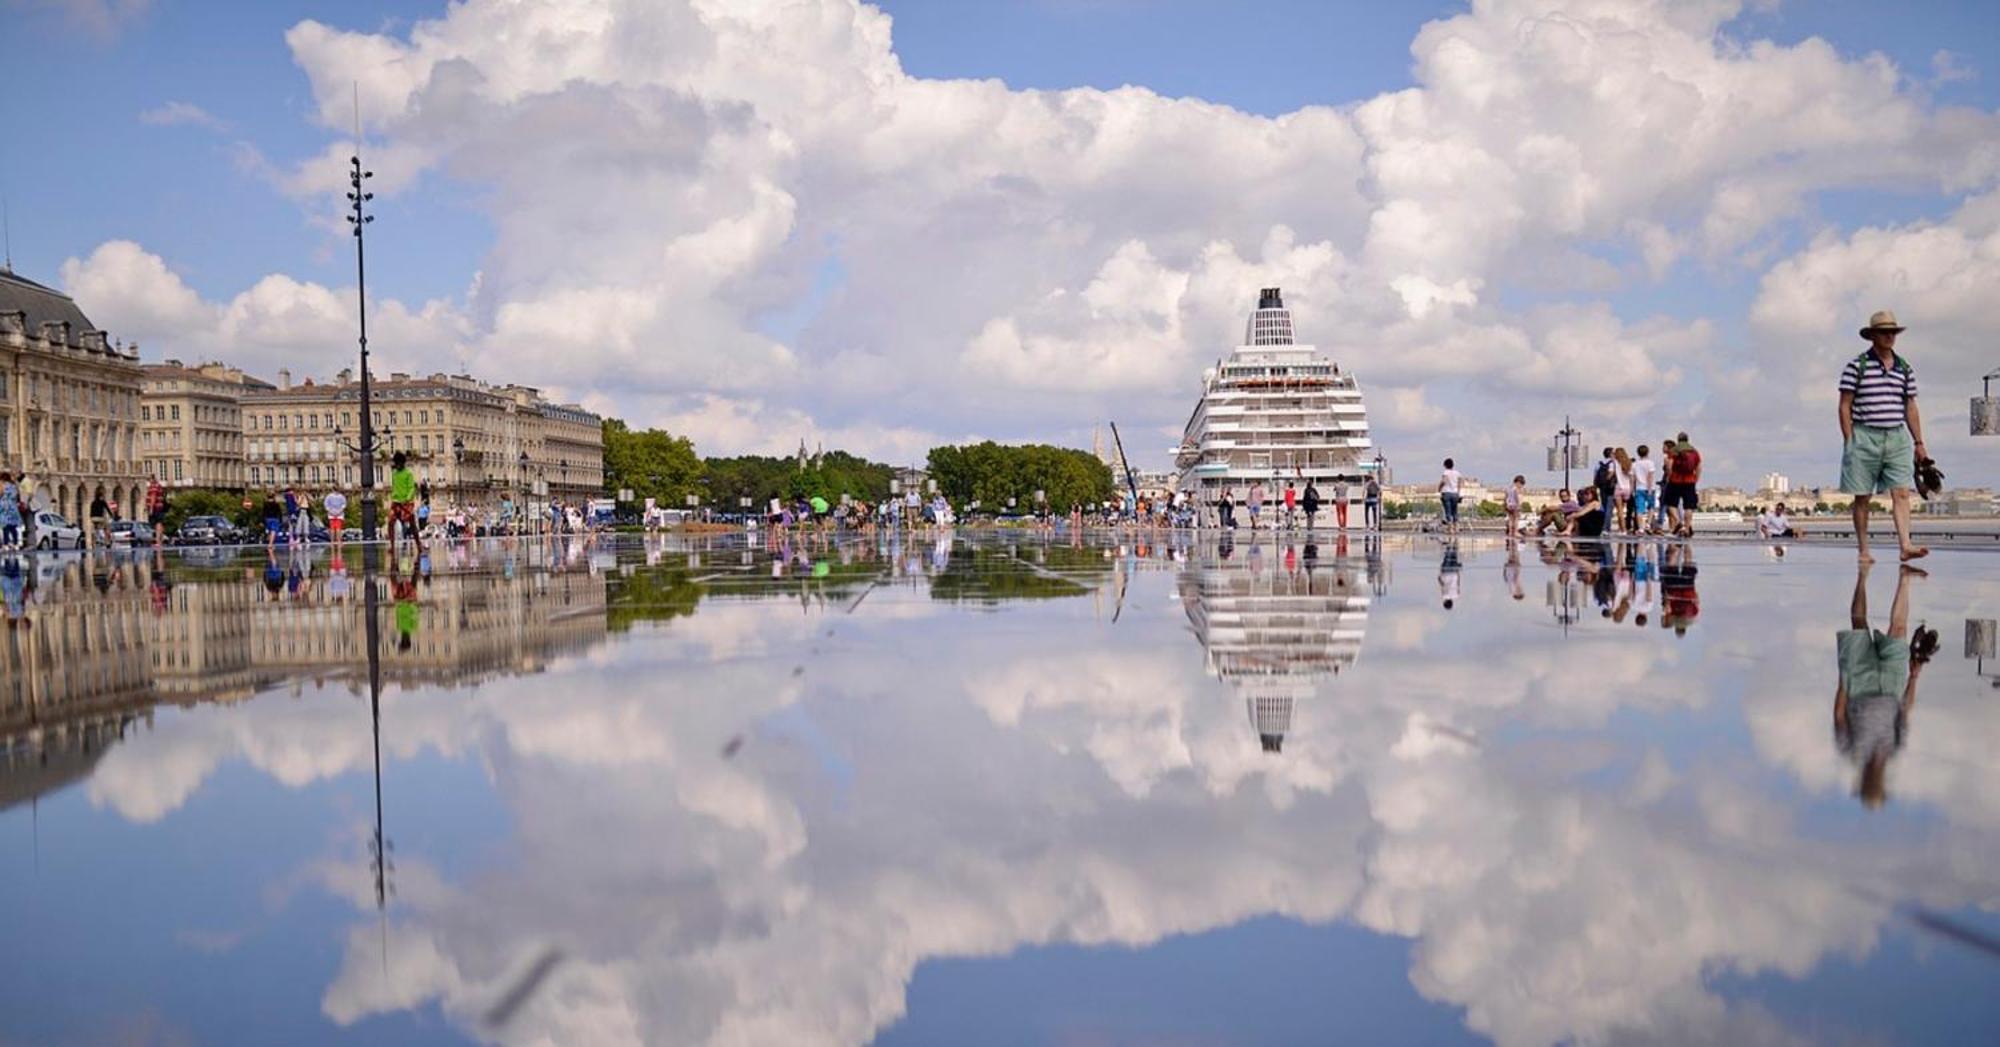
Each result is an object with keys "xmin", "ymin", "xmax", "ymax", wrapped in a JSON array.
[{"xmin": 345, "ymin": 150, "xmax": 382, "ymax": 541}]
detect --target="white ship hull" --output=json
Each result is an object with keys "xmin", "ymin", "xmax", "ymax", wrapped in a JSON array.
[{"xmin": 1173, "ymin": 288, "xmax": 1375, "ymax": 499}]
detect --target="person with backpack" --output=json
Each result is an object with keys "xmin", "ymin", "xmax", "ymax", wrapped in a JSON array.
[
  {"xmin": 1662, "ymin": 431, "xmax": 1703, "ymax": 538},
  {"xmin": 1364, "ymin": 475, "xmax": 1382, "ymax": 530},
  {"xmin": 1301, "ymin": 479, "xmax": 1321, "ymax": 531},
  {"xmin": 1593, "ymin": 447, "xmax": 1619, "ymax": 529}
]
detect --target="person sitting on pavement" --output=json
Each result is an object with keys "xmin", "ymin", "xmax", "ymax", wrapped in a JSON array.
[
  {"xmin": 1535, "ymin": 489, "xmax": 1581, "ymax": 536},
  {"xmin": 1758, "ymin": 503, "xmax": 1800, "ymax": 539}
]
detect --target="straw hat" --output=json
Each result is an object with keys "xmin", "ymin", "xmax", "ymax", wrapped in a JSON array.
[{"xmin": 1859, "ymin": 309, "xmax": 1905, "ymax": 338}]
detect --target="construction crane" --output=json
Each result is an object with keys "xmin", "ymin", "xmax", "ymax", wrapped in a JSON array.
[{"xmin": 1108, "ymin": 421, "xmax": 1141, "ymax": 508}]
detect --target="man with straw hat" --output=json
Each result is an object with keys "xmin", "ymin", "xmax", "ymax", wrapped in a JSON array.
[{"xmin": 1838, "ymin": 309, "xmax": 1929, "ymax": 563}]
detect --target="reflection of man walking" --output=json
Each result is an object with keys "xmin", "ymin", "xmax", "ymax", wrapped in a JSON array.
[
  {"xmin": 1839, "ymin": 309, "xmax": 1928, "ymax": 564},
  {"xmin": 1834, "ymin": 564, "xmax": 1933, "ymax": 808}
]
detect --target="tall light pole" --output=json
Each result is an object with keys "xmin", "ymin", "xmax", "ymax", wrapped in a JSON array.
[
  {"xmin": 346, "ymin": 151, "xmax": 380, "ymax": 541},
  {"xmin": 1549, "ymin": 416, "xmax": 1583, "ymax": 492}
]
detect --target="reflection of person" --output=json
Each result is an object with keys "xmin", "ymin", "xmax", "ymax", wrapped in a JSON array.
[
  {"xmin": 1438, "ymin": 539, "xmax": 1461, "ymax": 609},
  {"xmin": 1834, "ymin": 565, "xmax": 1934, "ymax": 809},
  {"xmin": 1660, "ymin": 542, "xmax": 1698, "ymax": 636}
]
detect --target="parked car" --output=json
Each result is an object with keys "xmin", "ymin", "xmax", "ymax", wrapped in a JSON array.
[
  {"xmin": 177, "ymin": 515, "xmax": 240, "ymax": 545},
  {"xmin": 107, "ymin": 520, "xmax": 158, "ymax": 546},
  {"xmin": 32, "ymin": 511, "xmax": 84, "ymax": 550}
]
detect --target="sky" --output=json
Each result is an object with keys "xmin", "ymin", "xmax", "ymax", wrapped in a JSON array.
[{"xmin": 5, "ymin": 0, "xmax": 2000, "ymax": 490}]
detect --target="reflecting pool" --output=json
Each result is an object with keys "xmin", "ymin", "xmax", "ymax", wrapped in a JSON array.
[{"xmin": 2, "ymin": 532, "xmax": 1998, "ymax": 1045}]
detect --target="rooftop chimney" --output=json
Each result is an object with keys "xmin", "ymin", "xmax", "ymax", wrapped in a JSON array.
[
  {"xmin": 278, "ymin": 368, "xmax": 292, "ymax": 390},
  {"xmin": 1257, "ymin": 287, "xmax": 1284, "ymax": 310},
  {"xmin": 165, "ymin": 358, "xmax": 184, "ymax": 369},
  {"xmin": 337, "ymin": 367, "xmax": 354, "ymax": 385}
]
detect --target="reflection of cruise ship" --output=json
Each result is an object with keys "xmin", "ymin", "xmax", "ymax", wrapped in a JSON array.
[
  {"xmin": 1180, "ymin": 545, "xmax": 1370, "ymax": 752},
  {"xmin": 1174, "ymin": 288, "xmax": 1374, "ymax": 502}
]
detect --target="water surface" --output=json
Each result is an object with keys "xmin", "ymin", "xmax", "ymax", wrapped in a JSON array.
[{"xmin": 3, "ymin": 533, "xmax": 1997, "ymax": 1045}]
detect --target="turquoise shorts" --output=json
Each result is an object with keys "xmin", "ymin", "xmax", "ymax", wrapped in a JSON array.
[
  {"xmin": 1837, "ymin": 629, "xmax": 1909, "ymax": 699},
  {"xmin": 1840, "ymin": 425, "xmax": 1913, "ymax": 495}
]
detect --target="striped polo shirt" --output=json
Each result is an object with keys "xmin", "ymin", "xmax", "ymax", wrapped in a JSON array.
[{"xmin": 1839, "ymin": 351, "xmax": 1917, "ymax": 427}]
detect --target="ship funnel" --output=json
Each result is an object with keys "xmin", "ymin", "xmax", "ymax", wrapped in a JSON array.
[{"xmin": 1246, "ymin": 287, "xmax": 1295, "ymax": 346}]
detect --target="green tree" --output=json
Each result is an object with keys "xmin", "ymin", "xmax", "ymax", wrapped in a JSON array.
[
  {"xmin": 924, "ymin": 441, "xmax": 1113, "ymax": 513},
  {"xmin": 602, "ymin": 419, "xmax": 705, "ymax": 507},
  {"xmin": 165, "ymin": 488, "xmax": 260, "ymax": 533}
]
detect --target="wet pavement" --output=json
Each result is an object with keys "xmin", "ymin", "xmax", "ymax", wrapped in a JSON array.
[{"xmin": 2, "ymin": 531, "xmax": 1998, "ymax": 1045}]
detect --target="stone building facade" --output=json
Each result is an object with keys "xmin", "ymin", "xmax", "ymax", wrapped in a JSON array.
[
  {"xmin": 140, "ymin": 361, "xmax": 272, "ymax": 490},
  {"xmin": 239, "ymin": 369, "xmax": 603, "ymax": 509},
  {"xmin": 0, "ymin": 268, "xmax": 148, "ymax": 524}
]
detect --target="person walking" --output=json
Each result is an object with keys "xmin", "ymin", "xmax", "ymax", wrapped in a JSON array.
[
  {"xmin": 1218, "ymin": 486, "xmax": 1236, "ymax": 530},
  {"xmin": 145, "ymin": 478, "xmax": 167, "ymax": 545},
  {"xmin": 1247, "ymin": 481, "xmax": 1266, "ymax": 531},
  {"xmin": 1592, "ymin": 447, "xmax": 1619, "ymax": 531},
  {"xmin": 1655, "ymin": 436, "xmax": 1678, "ymax": 533},
  {"xmin": 0, "ymin": 473, "xmax": 21, "ymax": 551},
  {"xmin": 261, "ymin": 490, "xmax": 285, "ymax": 551},
  {"xmin": 1613, "ymin": 448, "xmax": 1636, "ymax": 534},
  {"xmin": 1505, "ymin": 475, "xmax": 1526, "ymax": 536},
  {"xmin": 1438, "ymin": 458, "xmax": 1463, "ymax": 534},
  {"xmin": 281, "ymin": 486, "xmax": 300, "ymax": 546},
  {"xmin": 389, "ymin": 452, "xmax": 421, "ymax": 548},
  {"xmin": 1632, "ymin": 445, "xmax": 1659, "ymax": 535},
  {"xmin": 1331, "ymin": 475, "xmax": 1350, "ymax": 530},
  {"xmin": 325, "ymin": 489, "xmax": 348, "ymax": 545},
  {"xmin": 1282, "ymin": 480, "xmax": 1298, "ymax": 530},
  {"xmin": 1364, "ymin": 475, "xmax": 1381, "ymax": 530},
  {"xmin": 1662, "ymin": 432, "xmax": 1702, "ymax": 538},
  {"xmin": 1839, "ymin": 310, "xmax": 1929, "ymax": 563},
  {"xmin": 1302, "ymin": 478, "xmax": 1321, "ymax": 532},
  {"xmin": 87, "ymin": 491, "xmax": 112, "ymax": 549}
]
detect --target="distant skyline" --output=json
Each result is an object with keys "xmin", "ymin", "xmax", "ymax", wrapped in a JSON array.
[{"xmin": 7, "ymin": 0, "xmax": 2000, "ymax": 489}]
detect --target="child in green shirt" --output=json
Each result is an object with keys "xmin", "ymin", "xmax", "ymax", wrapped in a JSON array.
[{"xmin": 389, "ymin": 452, "xmax": 419, "ymax": 546}]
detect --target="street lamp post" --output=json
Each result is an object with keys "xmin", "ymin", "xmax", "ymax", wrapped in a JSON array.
[
  {"xmin": 1549, "ymin": 416, "xmax": 1583, "ymax": 492},
  {"xmin": 1974, "ymin": 367, "xmax": 2000, "ymax": 437},
  {"xmin": 516, "ymin": 451, "xmax": 529, "ymax": 535},
  {"xmin": 344, "ymin": 150, "xmax": 382, "ymax": 543}
]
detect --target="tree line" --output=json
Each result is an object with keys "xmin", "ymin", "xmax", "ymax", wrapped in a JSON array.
[{"xmin": 602, "ymin": 421, "xmax": 1111, "ymax": 513}]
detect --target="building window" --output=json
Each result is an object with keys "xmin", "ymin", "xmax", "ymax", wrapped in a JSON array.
[
  {"xmin": 141, "ymin": 405, "xmax": 151, "ymax": 421},
  {"xmin": 308, "ymin": 414, "xmax": 318, "ymax": 430},
  {"xmin": 174, "ymin": 460, "xmax": 183, "ymax": 481},
  {"xmin": 171, "ymin": 405, "xmax": 180, "ymax": 421}
]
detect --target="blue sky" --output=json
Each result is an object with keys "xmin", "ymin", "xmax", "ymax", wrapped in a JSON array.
[{"xmin": 7, "ymin": 0, "xmax": 2000, "ymax": 487}]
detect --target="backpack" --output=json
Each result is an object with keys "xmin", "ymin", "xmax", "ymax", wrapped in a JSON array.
[{"xmin": 1594, "ymin": 459, "xmax": 1617, "ymax": 490}]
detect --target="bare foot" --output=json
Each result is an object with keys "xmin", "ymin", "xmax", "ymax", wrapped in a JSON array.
[
  {"xmin": 1900, "ymin": 562, "xmax": 1929, "ymax": 577},
  {"xmin": 1857, "ymin": 550, "xmax": 1875, "ymax": 564},
  {"xmin": 1900, "ymin": 546, "xmax": 1929, "ymax": 562}
]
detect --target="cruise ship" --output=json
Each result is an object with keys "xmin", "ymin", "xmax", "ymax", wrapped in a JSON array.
[
  {"xmin": 1179, "ymin": 545, "xmax": 1371, "ymax": 753},
  {"xmin": 1174, "ymin": 288, "xmax": 1374, "ymax": 510}
]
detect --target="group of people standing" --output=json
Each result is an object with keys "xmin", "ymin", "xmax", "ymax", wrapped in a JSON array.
[{"xmin": 1211, "ymin": 475, "xmax": 1384, "ymax": 532}]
